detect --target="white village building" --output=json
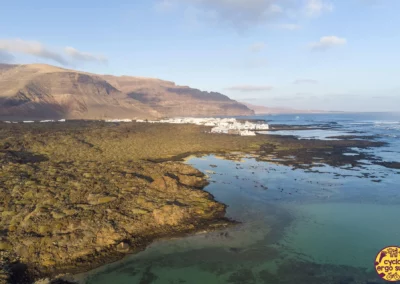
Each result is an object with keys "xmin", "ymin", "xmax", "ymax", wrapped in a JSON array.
[{"xmin": 136, "ymin": 117, "xmax": 269, "ymax": 136}]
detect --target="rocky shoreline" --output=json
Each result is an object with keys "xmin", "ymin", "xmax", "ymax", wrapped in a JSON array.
[
  {"xmin": 0, "ymin": 159, "xmax": 235, "ymax": 284},
  {"xmin": 0, "ymin": 121, "xmax": 390, "ymax": 284}
]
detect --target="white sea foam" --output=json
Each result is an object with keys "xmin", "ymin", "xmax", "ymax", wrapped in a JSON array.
[
  {"xmin": 373, "ymin": 124, "xmax": 400, "ymax": 131},
  {"xmin": 373, "ymin": 121, "xmax": 400, "ymax": 125},
  {"xmin": 348, "ymin": 122, "xmax": 373, "ymax": 125}
]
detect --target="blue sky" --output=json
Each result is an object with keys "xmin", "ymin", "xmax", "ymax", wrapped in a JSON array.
[{"xmin": 1, "ymin": 0, "xmax": 399, "ymax": 112}]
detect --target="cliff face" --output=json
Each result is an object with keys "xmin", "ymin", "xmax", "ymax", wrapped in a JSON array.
[
  {"xmin": 101, "ymin": 75, "xmax": 254, "ymax": 117},
  {"xmin": 0, "ymin": 64, "xmax": 254, "ymax": 119}
]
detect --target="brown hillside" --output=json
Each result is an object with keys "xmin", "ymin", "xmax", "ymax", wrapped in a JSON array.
[
  {"xmin": 0, "ymin": 64, "xmax": 158, "ymax": 120},
  {"xmin": 0, "ymin": 63, "xmax": 253, "ymax": 120},
  {"xmin": 101, "ymin": 75, "xmax": 254, "ymax": 117}
]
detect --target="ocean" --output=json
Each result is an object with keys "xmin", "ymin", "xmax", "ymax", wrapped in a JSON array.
[{"xmin": 76, "ymin": 112, "xmax": 400, "ymax": 284}]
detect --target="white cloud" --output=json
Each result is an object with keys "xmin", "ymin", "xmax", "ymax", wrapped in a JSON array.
[
  {"xmin": 309, "ymin": 36, "xmax": 347, "ymax": 51},
  {"xmin": 250, "ymin": 42, "xmax": 266, "ymax": 53},
  {"xmin": 0, "ymin": 38, "xmax": 68, "ymax": 65},
  {"xmin": 165, "ymin": 0, "xmax": 283, "ymax": 29},
  {"xmin": 155, "ymin": 0, "xmax": 175, "ymax": 12},
  {"xmin": 183, "ymin": 6, "xmax": 219, "ymax": 27},
  {"xmin": 65, "ymin": 47, "xmax": 108, "ymax": 64},
  {"xmin": 157, "ymin": 0, "xmax": 333, "ymax": 29},
  {"xmin": 269, "ymin": 4, "xmax": 283, "ymax": 14},
  {"xmin": 305, "ymin": 0, "xmax": 333, "ymax": 17},
  {"xmin": 0, "ymin": 38, "xmax": 108, "ymax": 66},
  {"xmin": 225, "ymin": 85, "xmax": 273, "ymax": 92}
]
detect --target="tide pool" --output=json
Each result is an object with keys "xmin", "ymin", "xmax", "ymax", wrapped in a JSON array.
[{"xmin": 74, "ymin": 153, "xmax": 398, "ymax": 284}]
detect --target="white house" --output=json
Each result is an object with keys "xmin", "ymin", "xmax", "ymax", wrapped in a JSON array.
[
  {"xmin": 133, "ymin": 117, "xmax": 269, "ymax": 136},
  {"xmin": 240, "ymin": 130, "xmax": 256, "ymax": 136}
]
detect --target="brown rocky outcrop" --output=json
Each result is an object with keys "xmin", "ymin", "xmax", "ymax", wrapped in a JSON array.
[{"xmin": 0, "ymin": 158, "xmax": 230, "ymax": 281}]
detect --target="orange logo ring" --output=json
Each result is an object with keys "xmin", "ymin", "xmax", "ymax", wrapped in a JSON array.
[{"xmin": 375, "ymin": 246, "xmax": 400, "ymax": 282}]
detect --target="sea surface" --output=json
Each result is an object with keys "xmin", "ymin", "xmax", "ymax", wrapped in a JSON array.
[{"xmin": 76, "ymin": 113, "xmax": 400, "ymax": 284}]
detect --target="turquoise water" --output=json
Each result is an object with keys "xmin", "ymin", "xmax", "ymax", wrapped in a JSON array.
[
  {"xmin": 281, "ymin": 203, "xmax": 400, "ymax": 268},
  {"xmin": 75, "ymin": 113, "xmax": 400, "ymax": 284}
]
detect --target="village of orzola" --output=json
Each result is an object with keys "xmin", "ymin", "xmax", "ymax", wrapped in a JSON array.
[
  {"xmin": 109, "ymin": 118, "xmax": 270, "ymax": 136},
  {"xmin": 4, "ymin": 118, "xmax": 270, "ymax": 136}
]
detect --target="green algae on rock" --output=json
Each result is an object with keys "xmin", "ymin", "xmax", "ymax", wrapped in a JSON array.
[
  {"xmin": 0, "ymin": 159, "xmax": 230, "ymax": 281},
  {"xmin": 0, "ymin": 121, "xmax": 387, "ymax": 283}
]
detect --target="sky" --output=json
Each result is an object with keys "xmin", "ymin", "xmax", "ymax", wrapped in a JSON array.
[{"xmin": 0, "ymin": 0, "xmax": 399, "ymax": 112}]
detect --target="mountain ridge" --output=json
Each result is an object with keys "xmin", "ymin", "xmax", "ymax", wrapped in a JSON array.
[{"xmin": 0, "ymin": 63, "xmax": 254, "ymax": 120}]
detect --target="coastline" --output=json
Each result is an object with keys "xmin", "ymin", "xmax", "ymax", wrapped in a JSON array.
[
  {"xmin": 0, "ymin": 121, "xmax": 392, "ymax": 284},
  {"xmin": 1, "ymin": 158, "xmax": 234, "ymax": 283},
  {"xmin": 34, "ymin": 218, "xmax": 235, "ymax": 284},
  {"xmin": 70, "ymin": 150, "xmax": 397, "ymax": 284}
]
